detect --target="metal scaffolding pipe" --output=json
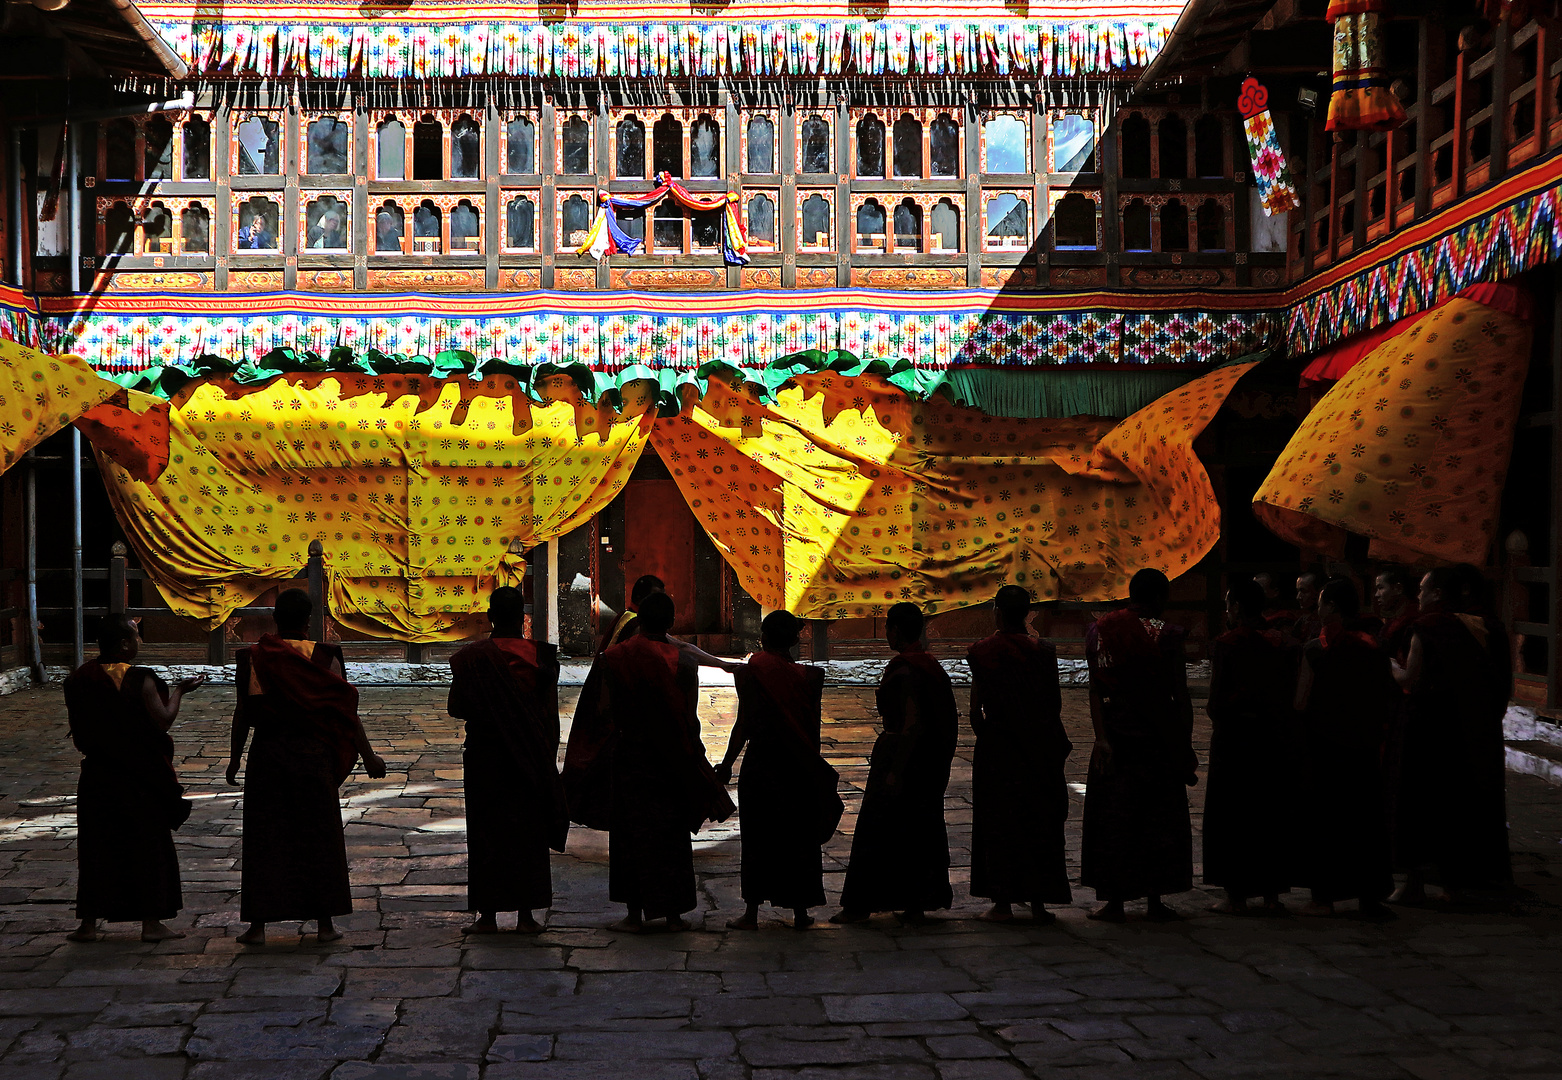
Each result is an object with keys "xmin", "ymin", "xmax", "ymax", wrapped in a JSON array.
[
  {"xmin": 25, "ymin": 452, "xmax": 42, "ymax": 683},
  {"xmin": 8, "ymin": 128, "xmax": 23, "ymax": 288},
  {"xmin": 68, "ymin": 124, "xmax": 84, "ymax": 671}
]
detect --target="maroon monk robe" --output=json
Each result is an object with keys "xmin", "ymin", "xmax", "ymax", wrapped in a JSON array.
[
  {"xmin": 64, "ymin": 661, "xmax": 184, "ymax": 923},
  {"xmin": 234, "ymin": 636, "xmax": 363, "ymax": 923},
  {"xmin": 1081, "ymin": 608, "xmax": 1196, "ymax": 903},
  {"xmin": 967, "ymin": 630, "xmax": 1072, "ymax": 907},
  {"xmin": 838, "ymin": 649, "xmax": 959, "ymax": 914},
  {"xmin": 561, "ymin": 611, "xmax": 639, "ymax": 829},
  {"xmin": 1202, "ymin": 625, "xmax": 1299, "ymax": 900},
  {"xmin": 1298, "ymin": 624, "xmax": 1396, "ymax": 904},
  {"xmin": 1376, "ymin": 602, "xmax": 1420, "ymax": 665},
  {"xmin": 449, "ymin": 635, "xmax": 568, "ymax": 914},
  {"xmin": 732, "ymin": 651, "xmax": 830, "ymax": 911},
  {"xmin": 603, "ymin": 633, "xmax": 734, "ymax": 919}
]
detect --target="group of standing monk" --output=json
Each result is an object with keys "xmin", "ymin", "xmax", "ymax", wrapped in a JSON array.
[{"xmin": 59, "ymin": 558, "xmax": 1512, "ymax": 941}]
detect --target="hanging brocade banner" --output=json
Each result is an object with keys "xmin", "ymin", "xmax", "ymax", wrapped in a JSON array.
[
  {"xmin": 1326, "ymin": 0, "xmax": 1407, "ymax": 131},
  {"xmin": 1238, "ymin": 78, "xmax": 1299, "ymax": 216}
]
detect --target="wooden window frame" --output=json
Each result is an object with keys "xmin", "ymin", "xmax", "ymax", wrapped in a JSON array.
[
  {"xmin": 500, "ymin": 189, "xmax": 543, "ymax": 254},
  {"xmin": 299, "ymin": 111, "xmax": 354, "ymax": 178},
  {"xmin": 555, "ymin": 188, "xmax": 597, "ymax": 251},
  {"xmin": 849, "ymin": 109, "xmax": 890, "ymax": 179},
  {"xmin": 608, "ymin": 108, "xmax": 652, "ymax": 180},
  {"xmin": 370, "ymin": 112, "xmax": 413, "ymax": 181},
  {"xmin": 850, "ymin": 107, "xmax": 960, "ymax": 180},
  {"xmin": 795, "ymin": 110, "xmax": 836, "ymax": 176},
  {"xmin": 979, "ymin": 109, "xmax": 1031, "ymax": 175},
  {"xmin": 849, "ymin": 193, "xmax": 890, "ymax": 253},
  {"xmin": 1048, "ymin": 190, "xmax": 1102, "ymax": 251},
  {"xmin": 298, "ymin": 190, "xmax": 355, "ymax": 255},
  {"xmin": 555, "ymin": 111, "xmax": 595, "ymax": 178},
  {"xmin": 981, "ymin": 189, "xmax": 1033, "ymax": 252},
  {"xmin": 446, "ymin": 111, "xmax": 485, "ymax": 182},
  {"xmin": 796, "ymin": 187, "xmax": 836, "ymax": 252},
  {"xmin": 369, "ymin": 197, "xmax": 414, "ymax": 256},
  {"xmin": 740, "ymin": 110, "xmax": 781, "ymax": 176},
  {"xmin": 500, "ymin": 111, "xmax": 544, "ymax": 177},
  {"xmin": 923, "ymin": 193, "xmax": 963, "ymax": 254},
  {"xmin": 230, "ymin": 193, "xmax": 285, "ymax": 255},
  {"xmin": 229, "ymin": 111, "xmax": 286, "ymax": 177},
  {"xmin": 98, "ymin": 112, "xmax": 213, "ymax": 184},
  {"xmin": 742, "ymin": 189, "xmax": 780, "ymax": 251},
  {"xmin": 1047, "ymin": 108, "xmax": 1101, "ymax": 176}
]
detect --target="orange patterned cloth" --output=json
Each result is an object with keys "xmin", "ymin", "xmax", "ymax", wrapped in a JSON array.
[
  {"xmin": 1254, "ymin": 295, "xmax": 1531, "ymax": 564},
  {"xmin": 73, "ymin": 388, "xmax": 171, "ymax": 483},
  {"xmin": 0, "ymin": 342, "xmax": 119, "ymax": 475}
]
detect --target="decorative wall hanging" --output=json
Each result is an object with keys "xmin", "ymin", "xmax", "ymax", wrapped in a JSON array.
[
  {"xmin": 578, "ymin": 174, "xmax": 750, "ymax": 266},
  {"xmin": 1325, "ymin": 0, "xmax": 1406, "ymax": 131},
  {"xmin": 1238, "ymin": 78, "xmax": 1299, "ymax": 217}
]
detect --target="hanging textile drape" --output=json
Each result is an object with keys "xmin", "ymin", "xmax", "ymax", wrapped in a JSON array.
[
  {"xmin": 95, "ymin": 373, "xmax": 652, "ymax": 640},
  {"xmin": 1238, "ymin": 78, "xmax": 1299, "ymax": 216},
  {"xmin": 0, "ymin": 341, "xmax": 120, "ymax": 476},
  {"xmin": 73, "ymin": 388, "xmax": 171, "ymax": 484},
  {"xmin": 1326, "ymin": 0, "xmax": 1406, "ymax": 131},
  {"xmin": 649, "ymin": 363, "xmax": 1255, "ymax": 619},
  {"xmin": 577, "ymin": 173, "xmax": 749, "ymax": 264},
  {"xmin": 1254, "ymin": 292, "xmax": 1531, "ymax": 564}
]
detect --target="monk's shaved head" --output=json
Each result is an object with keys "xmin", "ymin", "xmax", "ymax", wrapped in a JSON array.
[
  {"xmin": 885, "ymin": 602, "xmax": 925, "ymax": 648},
  {"xmin": 1128, "ymin": 569, "xmax": 1170, "ymax": 615},
  {"xmin": 994, "ymin": 585, "xmax": 1032, "ymax": 629},
  {"xmin": 273, "ymin": 588, "xmax": 312, "ymax": 637},
  {"xmin": 761, "ymin": 610, "xmax": 802, "ymax": 651},
  {"xmin": 488, "ymin": 586, "xmax": 525, "ymax": 630},
  {"xmin": 637, "ymin": 591, "xmax": 675, "ymax": 635},
  {"xmin": 96, "ymin": 613, "xmax": 139, "ymax": 655},
  {"xmin": 631, "ymin": 575, "xmax": 665, "ymax": 605}
]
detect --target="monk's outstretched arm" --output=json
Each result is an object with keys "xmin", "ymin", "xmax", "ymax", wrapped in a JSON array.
[
  {"xmin": 349, "ymin": 715, "xmax": 388, "ymax": 779},
  {"xmin": 715, "ymin": 713, "xmax": 748, "ymax": 785},
  {"xmin": 142, "ymin": 673, "xmax": 201, "ymax": 732},
  {"xmin": 669, "ymin": 636, "xmax": 744, "ymax": 673}
]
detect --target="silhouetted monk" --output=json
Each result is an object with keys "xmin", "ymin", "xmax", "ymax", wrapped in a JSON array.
[
  {"xmin": 600, "ymin": 591, "xmax": 733, "ymax": 932},
  {"xmin": 1081, "ymin": 569, "xmax": 1196, "ymax": 923},
  {"xmin": 1373, "ymin": 565, "xmax": 1419, "ymax": 664},
  {"xmin": 832, "ymin": 602, "xmax": 957, "ymax": 927},
  {"xmin": 64, "ymin": 615, "xmax": 203, "ymax": 943},
  {"xmin": 228, "ymin": 589, "xmax": 387, "ymax": 944},
  {"xmin": 448, "ymin": 586, "xmax": 567, "ymax": 935},
  {"xmin": 967, "ymin": 585, "xmax": 1071, "ymax": 924},
  {"xmin": 1389, "ymin": 566, "xmax": 1513, "ymax": 904},
  {"xmin": 716, "ymin": 611, "xmax": 833, "ymax": 930},
  {"xmin": 1290, "ymin": 566, "xmax": 1325, "ymax": 646},
  {"xmin": 1294, "ymin": 578, "xmax": 1395, "ymax": 919},
  {"xmin": 1203, "ymin": 579, "xmax": 1297, "ymax": 915}
]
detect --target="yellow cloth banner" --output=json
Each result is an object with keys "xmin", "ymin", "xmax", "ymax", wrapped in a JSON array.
[
  {"xmin": 652, "ymin": 363, "xmax": 1253, "ymax": 618},
  {"xmin": 1253, "ymin": 295, "xmax": 1530, "ymax": 564},
  {"xmin": 97, "ymin": 373, "xmax": 650, "ymax": 640},
  {"xmin": 0, "ymin": 341, "xmax": 119, "ymax": 475}
]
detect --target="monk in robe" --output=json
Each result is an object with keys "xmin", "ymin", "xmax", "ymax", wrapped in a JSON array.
[
  {"xmin": 1294, "ymin": 578, "xmax": 1396, "ymax": 919},
  {"xmin": 716, "ymin": 610, "xmax": 832, "ymax": 930},
  {"xmin": 1373, "ymin": 565, "xmax": 1420, "ymax": 664},
  {"xmin": 967, "ymin": 585, "xmax": 1072, "ymax": 924},
  {"xmin": 832, "ymin": 602, "xmax": 958, "ymax": 927},
  {"xmin": 64, "ymin": 615, "xmax": 204, "ymax": 943},
  {"xmin": 1388, "ymin": 566, "xmax": 1513, "ymax": 903},
  {"xmin": 448, "ymin": 586, "xmax": 568, "ymax": 935},
  {"xmin": 1203, "ymin": 579, "xmax": 1298, "ymax": 915},
  {"xmin": 1081, "ymin": 570, "xmax": 1196, "ymax": 922},
  {"xmin": 1290, "ymin": 567, "xmax": 1325, "ymax": 646},
  {"xmin": 600, "ymin": 591, "xmax": 734, "ymax": 932},
  {"xmin": 227, "ymin": 589, "xmax": 387, "ymax": 945}
]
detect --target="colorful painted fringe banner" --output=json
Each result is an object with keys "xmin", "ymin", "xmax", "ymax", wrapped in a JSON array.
[
  {"xmin": 1325, "ymin": 0, "xmax": 1405, "ymax": 131},
  {"xmin": 145, "ymin": 17, "xmax": 1173, "ymax": 80},
  {"xmin": 578, "ymin": 174, "xmax": 749, "ymax": 264},
  {"xmin": 1238, "ymin": 78, "xmax": 1299, "ymax": 217}
]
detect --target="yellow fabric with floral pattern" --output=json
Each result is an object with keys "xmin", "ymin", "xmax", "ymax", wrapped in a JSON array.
[
  {"xmin": 651, "ymin": 363, "xmax": 1254, "ymax": 618},
  {"xmin": 1254, "ymin": 295, "xmax": 1530, "ymax": 564},
  {"xmin": 0, "ymin": 341, "xmax": 119, "ymax": 475},
  {"xmin": 96, "ymin": 372, "xmax": 651, "ymax": 640}
]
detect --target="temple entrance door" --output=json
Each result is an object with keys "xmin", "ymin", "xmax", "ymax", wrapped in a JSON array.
[{"xmin": 620, "ymin": 475, "xmax": 700, "ymax": 635}]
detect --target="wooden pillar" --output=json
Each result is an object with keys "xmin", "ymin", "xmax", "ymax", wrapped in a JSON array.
[{"xmin": 1549, "ymin": 285, "xmax": 1562, "ymax": 707}]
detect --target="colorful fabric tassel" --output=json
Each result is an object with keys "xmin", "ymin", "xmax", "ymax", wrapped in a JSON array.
[
  {"xmin": 1326, "ymin": 0, "xmax": 1406, "ymax": 131},
  {"xmin": 1238, "ymin": 77, "xmax": 1300, "ymax": 216}
]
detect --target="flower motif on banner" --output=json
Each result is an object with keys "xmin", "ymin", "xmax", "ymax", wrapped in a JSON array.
[{"xmin": 1238, "ymin": 77, "xmax": 1300, "ymax": 217}]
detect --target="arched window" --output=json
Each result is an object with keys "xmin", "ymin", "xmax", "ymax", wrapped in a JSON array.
[
  {"xmin": 506, "ymin": 117, "xmax": 536, "ymax": 173},
  {"xmin": 746, "ymin": 193, "xmax": 776, "ymax": 246},
  {"xmin": 307, "ymin": 117, "xmax": 349, "ymax": 174},
  {"xmin": 691, "ymin": 210, "xmax": 720, "ymax": 250},
  {"xmin": 142, "ymin": 202, "xmax": 172, "ymax": 253},
  {"xmin": 413, "ymin": 200, "xmax": 442, "ymax": 253},
  {"xmin": 1053, "ymin": 194, "xmax": 1096, "ymax": 249},
  {"xmin": 506, "ymin": 195, "xmax": 536, "ymax": 251},
  {"xmin": 450, "ymin": 200, "xmax": 480, "ymax": 252},
  {"xmin": 182, "ymin": 116, "xmax": 210, "ymax": 179},
  {"xmin": 653, "ymin": 198, "xmax": 684, "ymax": 250},
  {"xmin": 653, "ymin": 115, "xmax": 683, "ymax": 177},
  {"xmin": 983, "ymin": 114, "xmax": 1027, "ymax": 173},
  {"xmin": 893, "ymin": 114, "xmax": 923, "ymax": 177},
  {"xmin": 1161, "ymin": 199, "xmax": 1190, "ymax": 251},
  {"xmin": 616, "ymin": 116, "xmax": 645, "ymax": 178},
  {"xmin": 690, "ymin": 114, "xmax": 720, "ymax": 177},
  {"xmin": 560, "ymin": 193, "xmax": 592, "ymax": 246},
  {"xmin": 800, "ymin": 115, "xmax": 831, "ymax": 173},
  {"xmin": 144, "ymin": 119, "xmax": 174, "ymax": 180},
  {"xmin": 560, "ymin": 117, "xmax": 590, "ymax": 174},
  {"xmin": 235, "ymin": 117, "xmax": 279, "ymax": 176},
  {"xmin": 1052, "ymin": 113, "xmax": 1097, "ymax": 173},
  {"xmin": 374, "ymin": 202, "xmax": 405, "ymax": 254},
  {"xmin": 1123, "ymin": 200, "xmax": 1152, "ymax": 251},
  {"xmin": 1197, "ymin": 199, "xmax": 1225, "ymax": 251},
  {"xmin": 450, "ymin": 115, "xmax": 481, "ymax": 179},
  {"xmin": 305, "ymin": 195, "xmax": 348, "ymax": 251},
  {"xmin": 856, "ymin": 115, "xmax": 885, "ymax": 177},
  {"xmin": 930, "ymin": 198, "xmax": 960, "ymax": 253},
  {"xmin": 1158, "ymin": 115, "xmax": 1188, "ymax": 179},
  {"xmin": 104, "ymin": 201, "xmax": 135, "ymax": 255},
  {"xmin": 930, "ymin": 114, "xmax": 959, "ymax": 176},
  {"xmin": 1120, "ymin": 113, "xmax": 1151, "ymax": 178},
  {"xmin": 801, "ymin": 193, "xmax": 831, "ymax": 249},
  {"xmin": 1195, "ymin": 114, "xmax": 1224, "ymax": 178},
  {"xmin": 104, "ymin": 119, "xmax": 137, "ymax": 180},
  {"xmin": 746, "ymin": 116, "xmax": 774, "ymax": 173},
  {"xmin": 618, "ymin": 205, "xmax": 645, "ymax": 245},
  {"xmin": 893, "ymin": 199, "xmax": 923, "ymax": 252},
  {"xmin": 985, "ymin": 193, "xmax": 1028, "ymax": 250},
  {"xmin": 856, "ymin": 199, "xmax": 887, "ymax": 251},
  {"xmin": 235, "ymin": 196, "xmax": 279, "ymax": 251},
  {"xmin": 413, "ymin": 116, "xmax": 443, "ymax": 180},
  {"xmin": 377, "ymin": 118, "xmax": 406, "ymax": 179},
  {"xmin": 180, "ymin": 203, "xmax": 210, "ymax": 254}
]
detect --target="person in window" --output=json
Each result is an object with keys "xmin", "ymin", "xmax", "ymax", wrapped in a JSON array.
[
  {"xmin": 375, "ymin": 211, "xmax": 401, "ymax": 253},
  {"xmin": 309, "ymin": 210, "xmax": 345, "ymax": 250},
  {"xmin": 237, "ymin": 209, "xmax": 274, "ymax": 250}
]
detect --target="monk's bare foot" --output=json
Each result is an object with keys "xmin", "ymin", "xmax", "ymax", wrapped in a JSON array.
[
  {"xmin": 1298, "ymin": 901, "xmax": 1334, "ymax": 918},
  {"xmin": 514, "ymin": 917, "xmax": 545, "ymax": 935},
  {"xmin": 725, "ymin": 915, "xmax": 759, "ymax": 931},
  {"xmin": 66, "ymin": 923, "xmax": 100, "ymax": 943},
  {"xmin": 979, "ymin": 904, "xmax": 1015, "ymax": 923},
  {"xmin": 662, "ymin": 916, "xmax": 690, "ymax": 932},
  {"xmin": 315, "ymin": 927, "xmax": 344, "ymax": 943},
  {"xmin": 1087, "ymin": 902, "xmax": 1126, "ymax": 923},
  {"xmin": 1208, "ymin": 899, "xmax": 1248, "ymax": 915},
  {"xmin": 140, "ymin": 922, "xmax": 185, "ymax": 943},
  {"xmin": 828, "ymin": 909, "xmax": 870, "ymax": 925},
  {"xmin": 1145, "ymin": 902, "xmax": 1183, "ymax": 923},
  {"xmin": 1388, "ymin": 884, "xmax": 1428, "ymax": 906},
  {"xmin": 236, "ymin": 925, "xmax": 266, "ymax": 945},
  {"xmin": 608, "ymin": 917, "xmax": 643, "ymax": 934},
  {"xmin": 792, "ymin": 911, "xmax": 814, "ymax": 930},
  {"xmin": 462, "ymin": 916, "xmax": 500, "ymax": 935}
]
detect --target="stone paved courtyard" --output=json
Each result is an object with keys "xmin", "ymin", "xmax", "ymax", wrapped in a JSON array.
[{"xmin": 1, "ymin": 679, "xmax": 1560, "ymax": 1080}]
